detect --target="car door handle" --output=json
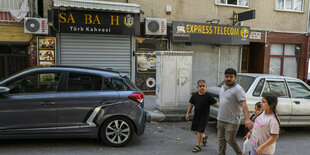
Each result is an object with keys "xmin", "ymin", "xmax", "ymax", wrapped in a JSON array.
[
  {"xmin": 294, "ymin": 101, "xmax": 300, "ymax": 104},
  {"xmin": 40, "ymin": 102, "xmax": 56, "ymax": 105}
]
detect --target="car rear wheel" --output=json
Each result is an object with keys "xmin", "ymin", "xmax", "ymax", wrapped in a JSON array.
[{"xmin": 100, "ymin": 116, "xmax": 134, "ymax": 147}]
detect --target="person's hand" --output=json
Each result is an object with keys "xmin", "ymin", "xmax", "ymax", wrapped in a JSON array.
[
  {"xmin": 256, "ymin": 146, "xmax": 264, "ymax": 155},
  {"xmin": 245, "ymin": 119, "xmax": 253, "ymax": 130},
  {"xmin": 186, "ymin": 114, "xmax": 189, "ymax": 121},
  {"xmin": 243, "ymin": 132, "xmax": 251, "ymax": 141}
]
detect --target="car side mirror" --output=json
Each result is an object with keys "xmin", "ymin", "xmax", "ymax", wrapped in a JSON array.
[{"xmin": 0, "ymin": 86, "xmax": 10, "ymax": 94}]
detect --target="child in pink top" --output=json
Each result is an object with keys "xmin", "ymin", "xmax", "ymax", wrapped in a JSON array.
[{"xmin": 244, "ymin": 92, "xmax": 280, "ymax": 155}]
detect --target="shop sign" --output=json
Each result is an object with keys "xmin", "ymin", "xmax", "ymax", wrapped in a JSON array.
[
  {"xmin": 135, "ymin": 38, "xmax": 168, "ymax": 91},
  {"xmin": 52, "ymin": 9, "xmax": 140, "ymax": 35},
  {"xmin": 250, "ymin": 31, "xmax": 262, "ymax": 40},
  {"xmin": 172, "ymin": 21, "xmax": 250, "ymax": 45},
  {"xmin": 37, "ymin": 37, "xmax": 56, "ymax": 66}
]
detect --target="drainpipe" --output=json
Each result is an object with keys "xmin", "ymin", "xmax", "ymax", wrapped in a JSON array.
[
  {"xmin": 265, "ymin": 31, "xmax": 268, "ymax": 74},
  {"xmin": 265, "ymin": 31, "xmax": 268, "ymax": 44},
  {"xmin": 305, "ymin": 1, "xmax": 310, "ymax": 81},
  {"xmin": 239, "ymin": 46, "xmax": 242, "ymax": 73},
  {"xmin": 217, "ymin": 46, "xmax": 221, "ymax": 85},
  {"xmin": 305, "ymin": 36, "xmax": 310, "ymax": 81}
]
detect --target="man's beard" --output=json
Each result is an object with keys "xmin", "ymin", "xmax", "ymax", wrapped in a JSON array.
[{"xmin": 226, "ymin": 81, "xmax": 234, "ymax": 86}]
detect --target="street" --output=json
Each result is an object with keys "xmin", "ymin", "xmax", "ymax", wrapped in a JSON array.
[{"xmin": 0, "ymin": 121, "xmax": 309, "ymax": 155}]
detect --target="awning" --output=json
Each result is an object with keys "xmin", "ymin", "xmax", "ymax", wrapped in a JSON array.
[{"xmin": 53, "ymin": 0, "xmax": 140, "ymax": 14}]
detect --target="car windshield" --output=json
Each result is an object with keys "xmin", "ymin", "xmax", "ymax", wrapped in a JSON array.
[{"xmin": 217, "ymin": 75, "xmax": 255, "ymax": 92}]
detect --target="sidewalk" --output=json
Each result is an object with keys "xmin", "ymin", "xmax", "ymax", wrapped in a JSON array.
[{"xmin": 144, "ymin": 95, "xmax": 192, "ymax": 122}]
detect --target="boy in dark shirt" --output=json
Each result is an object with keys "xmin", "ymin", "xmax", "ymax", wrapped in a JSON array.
[{"xmin": 186, "ymin": 79, "xmax": 219, "ymax": 153}]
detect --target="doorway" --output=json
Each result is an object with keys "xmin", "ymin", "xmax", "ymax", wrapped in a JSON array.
[
  {"xmin": 0, "ymin": 44, "xmax": 28, "ymax": 80},
  {"xmin": 241, "ymin": 43, "xmax": 265, "ymax": 74}
]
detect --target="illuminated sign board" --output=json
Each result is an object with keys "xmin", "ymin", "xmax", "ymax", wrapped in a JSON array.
[{"xmin": 172, "ymin": 21, "xmax": 250, "ymax": 45}]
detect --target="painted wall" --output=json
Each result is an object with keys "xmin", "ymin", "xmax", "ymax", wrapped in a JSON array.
[
  {"xmin": 45, "ymin": 0, "xmax": 309, "ymax": 32},
  {"xmin": 173, "ymin": 43, "xmax": 241, "ymax": 89},
  {"xmin": 129, "ymin": 0, "xmax": 309, "ymax": 33}
]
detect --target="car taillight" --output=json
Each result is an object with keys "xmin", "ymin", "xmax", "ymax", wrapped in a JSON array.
[{"xmin": 128, "ymin": 93, "xmax": 144, "ymax": 104}]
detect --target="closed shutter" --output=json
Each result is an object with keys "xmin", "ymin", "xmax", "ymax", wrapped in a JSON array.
[{"xmin": 59, "ymin": 33, "xmax": 131, "ymax": 75}]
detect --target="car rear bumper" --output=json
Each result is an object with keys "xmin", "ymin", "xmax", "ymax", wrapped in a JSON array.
[{"xmin": 136, "ymin": 110, "xmax": 147, "ymax": 135}]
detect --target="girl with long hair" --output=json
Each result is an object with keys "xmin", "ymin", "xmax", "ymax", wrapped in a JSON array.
[{"xmin": 244, "ymin": 92, "xmax": 280, "ymax": 155}]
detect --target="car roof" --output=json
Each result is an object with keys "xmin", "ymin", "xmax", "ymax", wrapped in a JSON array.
[
  {"xmin": 237, "ymin": 73, "xmax": 300, "ymax": 80},
  {"xmin": 38, "ymin": 66, "xmax": 122, "ymax": 77},
  {"xmin": 1, "ymin": 66, "xmax": 122, "ymax": 82}
]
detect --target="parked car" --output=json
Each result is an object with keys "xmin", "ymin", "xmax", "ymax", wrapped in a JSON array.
[
  {"xmin": 0, "ymin": 66, "xmax": 146, "ymax": 146},
  {"xmin": 207, "ymin": 73, "xmax": 310, "ymax": 127}
]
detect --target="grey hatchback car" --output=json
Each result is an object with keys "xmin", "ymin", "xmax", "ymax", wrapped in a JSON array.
[{"xmin": 0, "ymin": 66, "xmax": 146, "ymax": 146}]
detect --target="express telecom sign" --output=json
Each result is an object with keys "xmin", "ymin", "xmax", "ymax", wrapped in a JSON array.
[
  {"xmin": 52, "ymin": 9, "xmax": 140, "ymax": 35},
  {"xmin": 172, "ymin": 21, "xmax": 249, "ymax": 45}
]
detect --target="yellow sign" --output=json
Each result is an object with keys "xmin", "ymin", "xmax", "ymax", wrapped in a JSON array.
[{"xmin": 183, "ymin": 24, "xmax": 244, "ymax": 37}]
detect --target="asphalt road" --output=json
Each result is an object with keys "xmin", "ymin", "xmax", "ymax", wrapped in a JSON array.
[{"xmin": 0, "ymin": 121, "xmax": 309, "ymax": 155}]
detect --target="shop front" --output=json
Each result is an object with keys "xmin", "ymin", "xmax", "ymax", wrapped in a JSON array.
[
  {"xmin": 247, "ymin": 31, "xmax": 308, "ymax": 81},
  {"xmin": 52, "ymin": 6, "xmax": 140, "ymax": 77},
  {"xmin": 171, "ymin": 21, "xmax": 250, "ymax": 89},
  {"xmin": 0, "ymin": 25, "xmax": 32, "ymax": 79}
]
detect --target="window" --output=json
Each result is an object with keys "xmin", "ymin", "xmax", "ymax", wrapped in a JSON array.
[
  {"xmin": 253, "ymin": 78, "xmax": 265, "ymax": 96},
  {"xmin": 67, "ymin": 73, "xmax": 102, "ymax": 91},
  {"xmin": 276, "ymin": 0, "xmax": 303, "ymax": 12},
  {"xmin": 216, "ymin": 0, "xmax": 249, "ymax": 7},
  {"xmin": 287, "ymin": 82, "xmax": 310, "ymax": 98},
  {"xmin": 236, "ymin": 75, "xmax": 255, "ymax": 92},
  {"xmin": 269, "ymin": 44, "xmax": 300, "ymax": 77},
  {"xmin": 111, "ymin": 78, "xmax": 130, "ymax": 91},
  {"xmin": 262, "ymin": 81, "xmax": 289, "ymax": 98},
  {"xmin": 0, "ymin": 0, "xmax": 24, "ymax": 12},
  {"xmin": 217, "ymin": 75, "xmax": 255, "ymax": 92},
  {"xmin": 6, "ymin": 72, "xmax": 62, "ymax": 94}
]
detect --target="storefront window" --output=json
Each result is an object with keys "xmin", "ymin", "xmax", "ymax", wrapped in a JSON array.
[
  {"xmin": 216, "ymin": 0, "xmax": 248, "ymax": 7},
  {"xmin": 284, "ymin": 57, "xmax": 298, "ymax": 77},
  {"xmin": 308, "ymin": 58, "xmax": 310, "ymax": 80},
  {"xmin": 269, "ymin": 44, "xmax": 300, "ymax": 77},
  {"xmin": 269, "ymin": 57, "xmax": 282, "ymax": 75},
  {"xmin": 270, "ymin": 44, "xmax": 283, "ymax": 55}
]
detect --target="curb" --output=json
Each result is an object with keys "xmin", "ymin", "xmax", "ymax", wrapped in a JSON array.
[{"xmin": 145, "ymin": 109, "xmax": 194, "ymax": 122}]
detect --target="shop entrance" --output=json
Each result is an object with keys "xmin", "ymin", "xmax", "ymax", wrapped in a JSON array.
[
  {"xmin": 241, "ymin": 43, "xmax": 265, "ymax": 74},
  {"xmin": 0, "ymin": 44, "xmax": 28, "ymax": 80}
]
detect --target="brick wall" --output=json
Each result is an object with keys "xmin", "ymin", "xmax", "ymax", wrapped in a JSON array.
[{"xmin": 28, "ymin": 41, "xmax": 37, "ymax": 67}]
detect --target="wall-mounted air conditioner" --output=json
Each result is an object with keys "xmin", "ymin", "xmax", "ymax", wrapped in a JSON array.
[
  {"xmin": 24, "ymin": 17, "xmax": 48, "ymax": 35},
  {"xmin": 145, "ymin": 18, "xmax": 167, "ymax": 35}
]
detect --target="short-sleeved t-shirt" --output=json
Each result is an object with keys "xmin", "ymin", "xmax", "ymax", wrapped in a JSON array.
[
  {"xmin": 218, "ymin": 83, "xmax": 246, "ymax": 124},
  {"xmin": 189, "ymin": 92, "xmax": 217, "ymax": 125},
  {"xmin": 250, "ymin": 111, "xmax": 280, "ymax": 155}
]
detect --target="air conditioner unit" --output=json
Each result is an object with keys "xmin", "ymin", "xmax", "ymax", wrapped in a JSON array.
[
  {"xmin": 24, "ymin": 17, "xmax": 48, "ymax": 35},
  {"xmin": 145, "ymin": 18, "xmax": 167, "ymax": 35}
]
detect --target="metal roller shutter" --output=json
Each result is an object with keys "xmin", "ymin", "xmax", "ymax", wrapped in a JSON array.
[{"xmin": 59, "ymin": 33, "xmax": 131, "ymax": 75}]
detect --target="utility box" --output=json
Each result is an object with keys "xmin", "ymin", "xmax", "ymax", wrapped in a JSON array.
[{"xmin": 156, "ymin": 51, "xmax": 193, "ymax": 112}]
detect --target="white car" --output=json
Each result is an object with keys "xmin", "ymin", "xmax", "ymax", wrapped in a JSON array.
[{"xmin": 207, "ymin": 73, "xmax": 310, "ymax": 127}]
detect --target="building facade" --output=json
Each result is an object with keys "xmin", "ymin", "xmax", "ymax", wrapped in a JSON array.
[
  {"xmin": 0, "ymin": 0, "xmax": 33, "ymax": 79},
  {"xmin": 19, "ymin": 0, "xmax": 310, "ymax": 92},
  {"xmin": 131, "ymin": 0, "xmax": 309, "ymax": 88}
]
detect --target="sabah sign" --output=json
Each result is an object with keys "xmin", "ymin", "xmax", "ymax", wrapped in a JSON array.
[
  {"xmin": 172, "ymin": 21, "xmax": 250, "ymax": 45},
  {"xmin": 52, "ymin": 9, "xmax": 140, "ymax": 35}
]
